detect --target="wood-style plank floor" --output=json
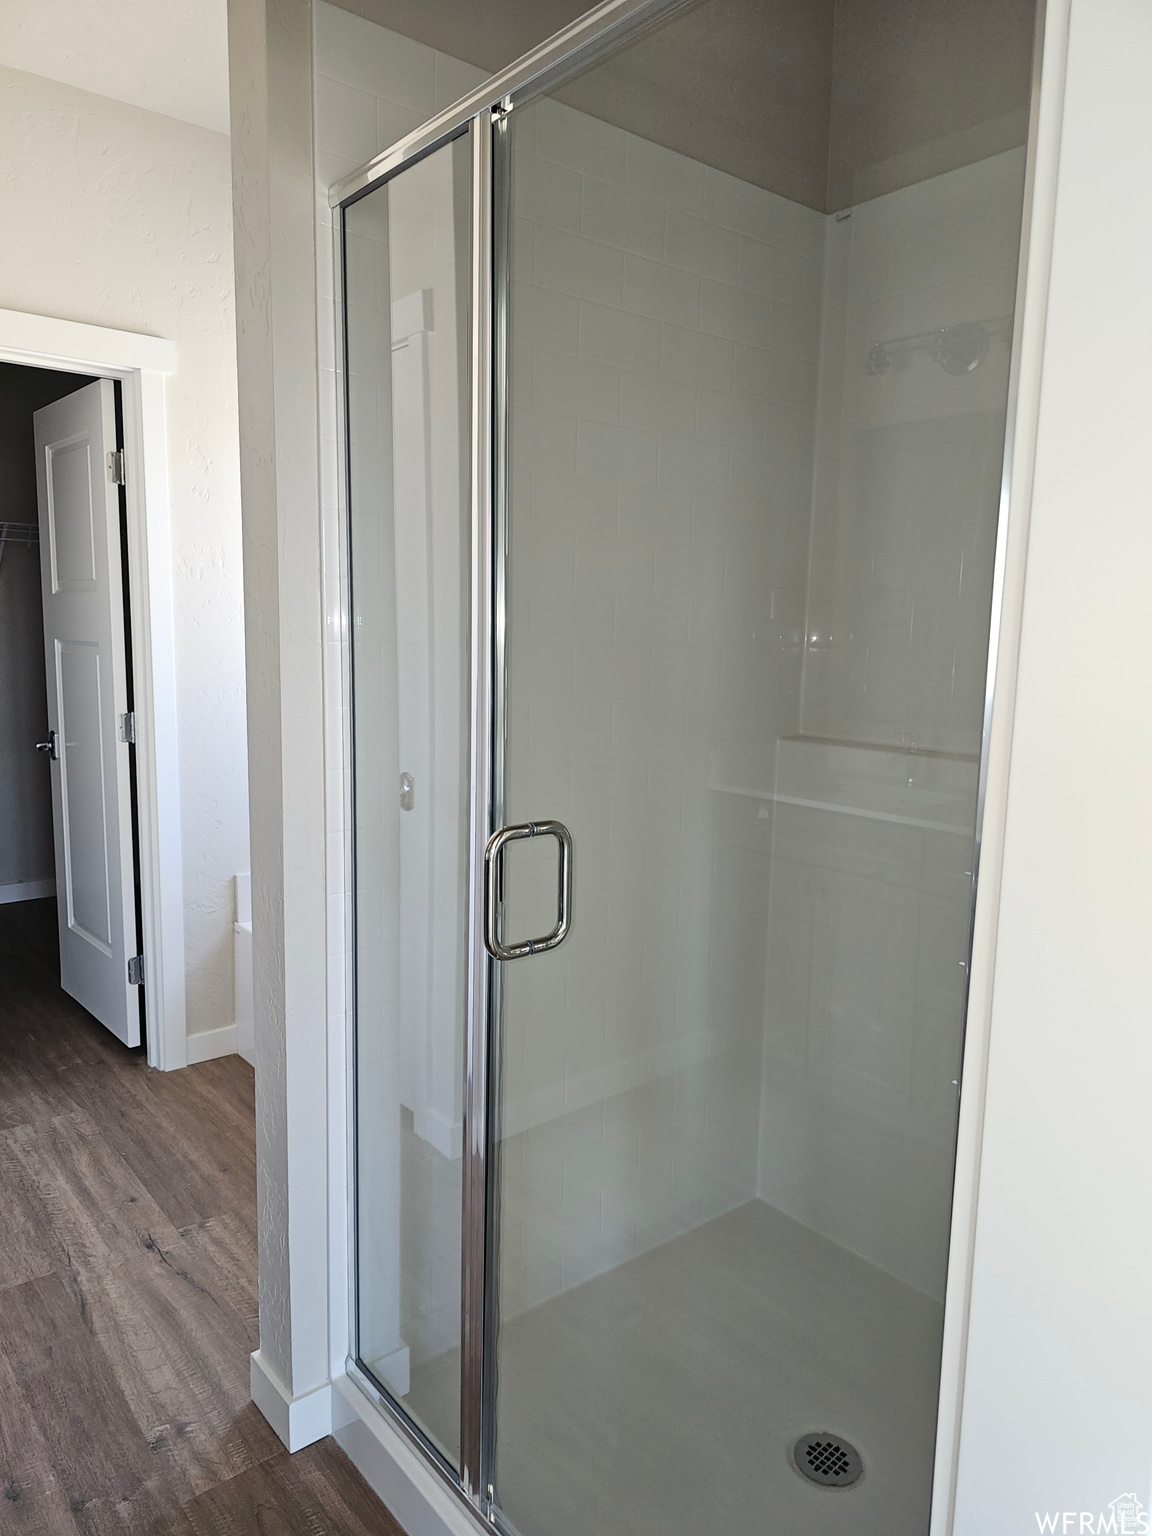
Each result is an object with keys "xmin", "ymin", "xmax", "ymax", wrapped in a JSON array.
[{"xmin": 0, "ymin": 899, "xmax": 398, "ymax": 1535}]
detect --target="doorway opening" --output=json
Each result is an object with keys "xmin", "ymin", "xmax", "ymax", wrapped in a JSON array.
[
  {"xmin": 1, "ymin": 364, "xmax": 145, "ymax": 1051},
  {"xmin": 0, "ymin": 305, "xmax": 185, "ymax": 1070}
]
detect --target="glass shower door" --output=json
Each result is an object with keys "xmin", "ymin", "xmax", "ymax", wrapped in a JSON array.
[
  {"xmin": 344, "ymin": 133, "xmax": 472, "ymax": 1470},
  {"xmin": 334, "ymin": 0, "xmax": 1036, "ymax": 1526},
  {"xmin": 482, "ymin": 2, "xmax": 1030, "ymax": 1531},
  {"xmin": 488, "ymin": 85, "xmax": 811, "ymax": 1535}
]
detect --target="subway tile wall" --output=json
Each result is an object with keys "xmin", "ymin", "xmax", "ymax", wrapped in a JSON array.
[
  {"xmin": 753, "ymin": 151, "xmax": 1026, "ymax": 1295},
  {"xmin": 756, "ymin": 738, "xmax": 980, "ymax": 1298},
  {"xmin": 801, "ymin": 149, "xmax": 1027, "ymax": 755},
  {"xmin": 495, "ymin": 95, "xmax": 821, "ymax": 1318}
]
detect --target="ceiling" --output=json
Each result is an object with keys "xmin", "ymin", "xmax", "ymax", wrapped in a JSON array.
[
  {"xmin": 0, "ymin": 0, "xmax": 230, "ymax": 135},
  {"xmin": 329, "ymin": 0, "xmax": 1035, "ymax": 211},
  {"xmin": 0, "ymin": 0, "xmax": 1033, "ymax": 196},
  {"xmin": 554, "ymin": 0, "xmax": 834, "ymax": 210},
  {"xmin": 327, "ymin": 0, "xmax": 593, "ymax": 77}
]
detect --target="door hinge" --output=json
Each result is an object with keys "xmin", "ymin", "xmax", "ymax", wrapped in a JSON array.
[
  {"xmin": 127, "ymin": 954, "xmax": 145, "ymax": 986},
  {"xmin": 118, "ymin": 711, "xmax": 135, "ymax": 744},
  {"xmin": 107, "ymin": 449, "xmax": 126, "ymax": 485}
]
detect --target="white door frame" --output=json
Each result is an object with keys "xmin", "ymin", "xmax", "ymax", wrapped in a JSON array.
[{"xmin": 0, "ymin": 306, "xmax": 187, "ymax": 1070}]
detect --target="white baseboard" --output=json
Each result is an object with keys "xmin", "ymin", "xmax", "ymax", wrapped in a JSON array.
[
  {"xmin": 333, "ymin": 1372, "xmax": 485, "ymax": 1536},
  {"xmin": 250, "ymin": 1350, "xmax": 333, "ymax": 1452},
  {"xmin": 186, "ymin": 1023, "xmax": 238, "ymax": 1064},
  {"xmin": 0, "ymin": 879, "xmax": 56, "ymax": 904}
]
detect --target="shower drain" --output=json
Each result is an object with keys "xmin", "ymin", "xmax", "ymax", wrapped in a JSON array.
[{"xmin": 792, "ymin": 1433, "xmax": 864, "ymax": 1489}]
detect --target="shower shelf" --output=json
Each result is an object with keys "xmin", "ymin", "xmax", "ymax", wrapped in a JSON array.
[{"xmin": 709, "ymin": 783, "xmax": 972, "ymax": 836}]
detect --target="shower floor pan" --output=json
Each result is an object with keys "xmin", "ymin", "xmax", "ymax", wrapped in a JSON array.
[{"xmin": 404, "ymin": 1199, "xmax": 944, "ymax": 1536}]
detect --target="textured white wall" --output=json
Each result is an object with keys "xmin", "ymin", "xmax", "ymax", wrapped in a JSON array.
[{"xmin": 0, "ymin": 66, "xmax": 249, "ymax": 1041}]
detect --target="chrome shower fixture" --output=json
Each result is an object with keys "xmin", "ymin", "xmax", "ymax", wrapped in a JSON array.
[
  {"xmin": 866, "ymin": 316, "xmax": 1011, "ymax": 377},
  {"xmin": 931, "ymin": 321, "xmax": 989, "ymax": 374}
]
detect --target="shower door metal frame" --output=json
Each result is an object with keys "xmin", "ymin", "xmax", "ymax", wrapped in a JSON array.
[{"xmin": 329, "ymin": 0, "xmax": 1056, "ymax": 1528}]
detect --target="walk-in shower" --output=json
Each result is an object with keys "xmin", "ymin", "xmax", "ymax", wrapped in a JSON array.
[{"xmin": 332, "ymin": 0, "xmax": 1041, "ymax": 1529}]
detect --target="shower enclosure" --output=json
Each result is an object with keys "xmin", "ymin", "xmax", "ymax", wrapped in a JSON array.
[{"xmin": 332, "ymin": 0, "xmax": 1041, "ymax": 1529}]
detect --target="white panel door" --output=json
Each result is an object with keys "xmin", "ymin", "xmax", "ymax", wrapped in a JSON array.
[{"xmin": 34, "ymin": 380, "xmax": 139, "ymax": 1046}]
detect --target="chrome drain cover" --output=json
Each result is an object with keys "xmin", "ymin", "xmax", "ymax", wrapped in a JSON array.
[{"xmin": 792, "ymin": 1432, "xmax": 863, "ymax": 1488}]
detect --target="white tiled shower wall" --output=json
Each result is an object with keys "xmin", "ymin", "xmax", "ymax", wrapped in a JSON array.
[
  {"xmin": 758, "ymin": 148, "xmax": 1025, "ymax": 1299},
  {"xmin": 315, "ymin": 2, "xmax": 1026, "ymax": 1353},
  {"xmin": 495, "ymin": 95, "xmax": 822, "ymax": 1315},
  {"xmin": 802, "ymin": 149, "xmax": 1026, "ymax": 756}
]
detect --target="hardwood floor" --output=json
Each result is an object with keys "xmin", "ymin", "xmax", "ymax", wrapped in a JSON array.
[{"xmin": 0, "ymin": 900, "xmax": 398, "ymax": 1536}]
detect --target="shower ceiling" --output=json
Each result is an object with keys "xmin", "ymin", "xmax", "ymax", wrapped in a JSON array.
[{"xmin": 325, "ymin": 0, "xmax": 1034, "ymax": 210}]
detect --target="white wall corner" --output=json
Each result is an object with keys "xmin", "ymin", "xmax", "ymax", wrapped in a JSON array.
[
  {"xmin": 228, "ymin": 0, "xmax": 331, "ymax": 1416},
  {"xmin": 250, "ymin": 1350, "xmax": 333, "ymax": 1452}
]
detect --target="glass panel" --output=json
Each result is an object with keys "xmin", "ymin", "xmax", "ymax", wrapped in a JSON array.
[
  {"xmin": 490, "ymin": 0, "xmax": 1035, "ymax": 1530},
  {"xmin": 345, "ymin": 134, "xmax": 471, "ymax": 1469}
]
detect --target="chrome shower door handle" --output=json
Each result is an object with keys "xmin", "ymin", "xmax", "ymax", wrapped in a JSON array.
[
  {"xmin": 484, "ymin": 820, "xmax": 573, "ymax": 961},
  {"xmin": 35, "ymin": 730, "xmax": 59, "ymax": 761}
]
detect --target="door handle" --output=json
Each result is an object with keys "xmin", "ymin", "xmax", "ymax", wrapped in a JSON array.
[
  {"xmin": 35, "ymin": 730, "xmax": 59, "ymax": 761},
  {"xmin": 484, "ymin": 820, "xmax": 573, "ymax": 961}
]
